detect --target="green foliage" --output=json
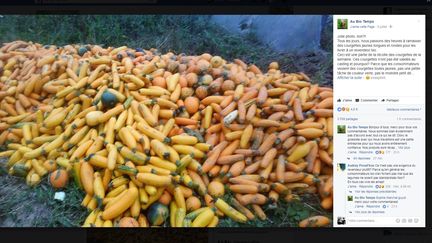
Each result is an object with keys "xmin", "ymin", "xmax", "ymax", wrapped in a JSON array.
[{"xmin": 0, "ymin": 174, "xmax": 87, "ymax": 227}]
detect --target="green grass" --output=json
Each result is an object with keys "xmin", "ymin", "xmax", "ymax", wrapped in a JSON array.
[{"xmin": 0, "ymin": 168, "xmax": 88, "ymax": 227}]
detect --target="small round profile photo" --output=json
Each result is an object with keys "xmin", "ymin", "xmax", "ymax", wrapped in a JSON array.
[
  {"xmin": 337, "ymin": 217, "xmax": 346, "ymax": 225},
  {"xmin": 338, "ymin": 19, "xmax": 348, "ymax": 29},
  {"xmin": 337, "ymin": 163, "xmax": 346, "ymax": 172},
  {"xmin": 337, "ymin": 125, "xmax": 346, "ymax": 134}
]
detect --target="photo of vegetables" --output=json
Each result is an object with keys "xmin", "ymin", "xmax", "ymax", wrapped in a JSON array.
[{"xmin": 0, "ymin": 15, "xmax": 333, "ymax": 227}]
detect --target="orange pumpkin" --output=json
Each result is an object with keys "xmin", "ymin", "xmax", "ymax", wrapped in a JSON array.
[
  {"xmin": 210, "ymin": 56, "xmax": 223, "ymax": 68},
  {"xmin": 43, "ymin": 160, "xmax": 57, "ymax": 172},
  {"xmin": 185, "ymin": 72, "xmax": 198, "ymax": 87},
  {"xmin": 268, "ymin": 61, "xmax": 279, "ymax": 70},
  {"xmin": 152, "ymin": 76, "xmax": 166, "ymax": 88},
  {"xmin": 207, "ymin": 181, "xmax": 225, "ymax": 198},
  {"xmin": 200, "ymin": 74, "xmax": 213, "ymax": 85},
  {"xmin": 184, "ymin": 97, "xmax": 200, "ymax": 115},
  {"xmin": 158, "ymin": 190, "xmax": 172, "ymax": 205},
  {"xmin": 200, "ymin": 53, "xmax": 212, "ymax": 61},
  {"xmin": 178, "ymin": 75, "xmax": 188, "ymax": 88},
  {"xmin": 178, "ymin": 63, "xmax": 187, "ymax": 73},
  {"xmin": 49, "ymin": 169, "xmax": 69, "ymax": 189},
  {"xmin": 221, "ymin": 80, "xmax": 235, "ymax": 92},
  {"xmin": 118, "ymin": 217, "xmax": 140, "ymax": 227},
  {"xmin": 186, "ymin": 196, "xmax": 201, "ymax": 212},
  {"xmin": 197, "ymin": 59, "xmax": 211, "ymax": 73},
  {"xmin": 181, "ymin": 87, "xmax": 194, "ymax": 100},
  {"xmin": 195, "ymin": 86, "xmax": 208, "ymax": 100}
]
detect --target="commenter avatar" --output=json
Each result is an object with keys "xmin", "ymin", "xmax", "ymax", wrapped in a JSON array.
[
  {"xmin": 337, "ymin": 125, "xmax": 346, "ymax": 134},
  {"xmin": 338, "ymin": 19, "xmax": 348, "ymax": 29}
]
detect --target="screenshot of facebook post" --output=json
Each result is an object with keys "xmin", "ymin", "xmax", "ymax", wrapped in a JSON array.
[
  {"xmin": 0, "ymin": 15, "xmax": 425, "ymax": 229},
  {"xmin": 333, "ymin": 15, "xmax": 425, "ymax": 227}
]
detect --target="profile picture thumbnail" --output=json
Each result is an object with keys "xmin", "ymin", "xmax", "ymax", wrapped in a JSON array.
[
  {"xmin": 337, "ymin": 163, "xmax": 346, "ymax": 172},
  {"xmin": 337, "ymin": 217, "xmax": 346, "ymax": 225},
  {"xmin": 337, "ymin": 125, "xmax": 346, "ymax": 134},
  {"xmin": 338, "ymin": 19, "xmax": 348, "ymax": 29}
]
